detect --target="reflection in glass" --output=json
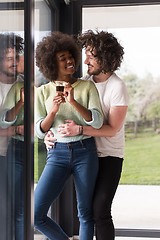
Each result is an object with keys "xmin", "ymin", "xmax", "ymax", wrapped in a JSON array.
[
  {"xmin": 0, "ymin": 21, "xmax": 24, "ymax": 240},
  {"xmin": 34, "ymin": 1, "xmax": 51, "ymax": 239}
]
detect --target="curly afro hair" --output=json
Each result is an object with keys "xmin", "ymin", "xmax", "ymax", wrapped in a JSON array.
[
  {"xmin": 36, "ymin": 31, "xmax": 81, "ymax": 81},
  {"xmin": 77, "ymin": 30, "xmax": 124, "ymax": 73}
]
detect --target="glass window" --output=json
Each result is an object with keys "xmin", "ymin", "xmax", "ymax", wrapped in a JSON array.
[
  {"xmin": 34, "ymin": 0, "xmax": 52, "ymax": 239},
  {"xmin": 117, "ymin": 238, "xmax": 157, "ymax": 240},
  {"xmin": 83, "ymin": 4, "xmax": 160, "ymax": 237},
  {"xmin": 34, "ymin": 0, "xmax": 52, "ymax": 87},
  {"xmin": 0, "ymin": 1, "xmax": 53, "ymax": 239},
  {"xmin": 0, "ymin": 2, "xmax": 24, "ymax": 239}
]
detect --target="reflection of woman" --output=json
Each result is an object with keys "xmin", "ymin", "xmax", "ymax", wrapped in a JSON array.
[
  {"xmin": 0, "ymin": 81, "xmax": 24, "ymax": 240},
  {"xmin": 34, "ymin": 31, "xmax": 103, "ymax": 240}
]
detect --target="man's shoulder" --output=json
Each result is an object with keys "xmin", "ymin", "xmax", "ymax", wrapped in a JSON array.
[
  {"xmin": 109, "ymin": 73, "xmax": 129, "ymax": 99},
  {"xmin": 81, "ymin": 74, "xmax": 93, "ymax": 81},
  {"xmin": 109, "ymin": 73, "xmax": 127, "ymax": 88}
]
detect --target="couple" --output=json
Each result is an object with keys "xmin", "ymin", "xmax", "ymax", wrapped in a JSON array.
[
  {"xmin": 0, "ymin": 33, "xmax": 24, "ymax": 240},
  {"xmin": 34, "ymin": 30, "xmax": 129, "ymax": 240}
]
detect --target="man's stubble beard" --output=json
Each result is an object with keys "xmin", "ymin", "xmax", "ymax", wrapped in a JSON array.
[
  {"xmin": 1, "ymin": 70, "xmax": 17, "ymax": 78},
  {"xmin": 87, "ymin": 68, "xmax": 102, "ymax": 76},
  {"xmin": 87, "ymin": 64, "xmax": 102, "ymax": 76}
]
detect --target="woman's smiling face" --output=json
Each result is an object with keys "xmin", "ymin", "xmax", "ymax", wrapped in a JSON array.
[{"xmin": 56, "ymin": 50, "xmax": 75, "ymax": 78}]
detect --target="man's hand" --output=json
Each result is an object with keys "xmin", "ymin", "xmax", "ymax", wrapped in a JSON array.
[
  {"xmin": 16, "ymin": 125, "xmax": 24, "ymax": 135},
  {"xmin": 44, "ymin": 131, "xmax": 57, "ymax": 151},
  {"xmin": 0, "ymin": 126, "xmax": 17, "ymax": 136},
  {"xmin": 58, "ymin": 120, "xmax": 80, "ymax": 137}
]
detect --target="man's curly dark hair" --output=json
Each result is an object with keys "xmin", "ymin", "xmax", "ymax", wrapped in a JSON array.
[
  {"xmin": 77, "ymin": 30, "xmax": 124, "ymax": 73},
  {"xmin": 36, "ymin": 31, "xmax": 81, "ymax": 81},
  {"xmin": 0, "ymin": 33, "xmax": 24, "ymax": 64}
]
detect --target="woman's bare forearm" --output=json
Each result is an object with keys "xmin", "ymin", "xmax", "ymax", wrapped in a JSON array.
[
  {"xmin": 6, "ymin": 100, "xmax": 24, "ymax": 122},
  {"xmin": 71, "ymin": 100, "xmax": 92, "ymax": 122}
]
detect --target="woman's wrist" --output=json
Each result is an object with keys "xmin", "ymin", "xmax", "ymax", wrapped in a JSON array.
[{"xmin": 18, "ymin": 99, "xmax": 24, "ymax": 106}]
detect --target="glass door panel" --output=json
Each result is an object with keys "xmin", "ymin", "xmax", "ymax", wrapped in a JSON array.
[
  {"xmin": 82, "ymin": 4, "xmax": 160, "ymax": 238},
  {"xmin": 0, "ymin": 2, "xmax": 24, "ymax": 239},
  {"xmin": 34, "ymin": 0, "xmax": 52, "ymax": 239}
]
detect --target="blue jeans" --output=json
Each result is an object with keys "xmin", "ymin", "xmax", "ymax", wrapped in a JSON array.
[
  {"xmin": 7, "ymin": 138, "xmax": 24, "ymax": 240},
  {"xmin": 34, "ymin": 137, "xmax": 98, "ymax": 240},
  {"xmin": 0, "ymin": 155, "xmax": 8, "ymax": 240}
]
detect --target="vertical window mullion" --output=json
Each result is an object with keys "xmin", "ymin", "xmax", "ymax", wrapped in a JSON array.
[{"xmin": 24, "ymin": 0, "xmax": 34, "ymax": 239}]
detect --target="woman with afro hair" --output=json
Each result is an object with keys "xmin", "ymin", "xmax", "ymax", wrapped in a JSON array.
[
  {"xmin": 45, "ymin": 30, "xmax": 130, "ymax": 240},
  {"xmin": 34, "ymin": 31, "xmax": 103, "ymax": 240}
]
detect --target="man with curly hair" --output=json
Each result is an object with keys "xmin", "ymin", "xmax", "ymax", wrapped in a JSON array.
[
  {"xmin": 34, "ymin": 31, "xmax": 103, "ymax": 240},
  {"xmin": 0, "ymin": 33, "xmax": 24, "ymax": 156},
  {"xmin": 45, "ymin": 30, "xmax": 129, "ymax": 240},
  {"xmin": 0, "ymin": 33, "xmax": 24, "ymax": 240}
]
